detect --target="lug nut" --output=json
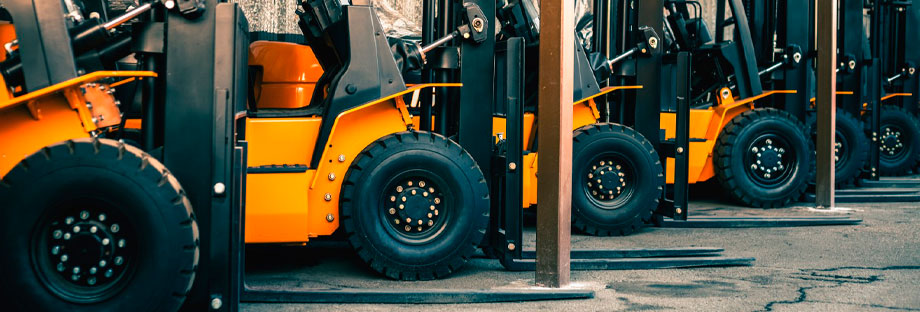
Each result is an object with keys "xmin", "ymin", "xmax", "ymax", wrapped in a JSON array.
[
  {"xmin": 389, "ymin": 208, "xmax": 396, "ymax": 214},
  {"xmin": 64, "ymin": 233, "xmax": 71, "ymax": 240},
  {"xmin": 99, "ymin": 260, "xmax": 107, "ymax": 267},
  {"xmin": 118, "ymin": 238, "xmax": 128, "ymax": 247},
  {"xmin": 105, "ymin": 269, "xmax": 113, "ymax": 278},
  {"xmin": 102, "ymin": 238, "xmax": 110, "ymax": 245},
  {"xmin": 396, "ymin": 186, "xmax": 403, "ymax": 192},
  {"xmin": 90, "ymin": 267, "xmax": 97, "ymax": 274},
  {"xmin": 80, "ymin": 211, "xmax": 90, "ymax": 220},
  {"xmin": 434, "ymin": 198, "xmax": 441, "ymax": 204},
  {"xmin": 111, "ymin": 224, "xmax": 119, "ymax": 233},
  {"xmin": 419, "ymin": 181, "xmax": 426, "ymax": 187},
  {"xmin": 88, "ymin": 277, "xmax": 97, "ymax": 285},
  {"xmin": 61, "ymin": 254, "xmax": 69, "ymax": 262},
  {"xmin": 53, "ymin": 230, "xmax": 63, "ymax": 239},
  {"xmin": 405, "ymin": 225, "xmax": 412, "ymax": 231},
  {"xmin": 752, "ymin": 147, "xmax": 758, "ymax": 152},
  {"xmin": 390, "ymin": 196, "xmax": 396, "ymax": 202},
  {"xmin": 57, "ymin": 263, "xmax": 65, "ymax": 272},
  {"xmin": 52, "ymin": 246, "xmax": 60, "ymax": 255},
  {"xmin": 114, "ymin": 257, "xmax": 123, "ymax": 266}
]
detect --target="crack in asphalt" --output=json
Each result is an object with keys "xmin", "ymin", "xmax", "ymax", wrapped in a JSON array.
[{"xmin": 760, "ymin": 266, "xmax": 920, "ymax": 311}]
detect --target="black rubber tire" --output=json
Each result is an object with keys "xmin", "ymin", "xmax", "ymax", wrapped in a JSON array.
[
  {"xmin": 0, "ymin": 138, "xmax": 198, "ymax": 312},
  {"xmin": 805, "ymin": 108, "xmax": 869, "ymax": 187},
  {"xmin": 877, "ymin": 106, "xmax": 920, "ymax": 176},
  {"xmin": 340, "ymin": 131, "xmax": 489, "ymax": 280},
  {"xmin": 714, "ymin": 108, "xmax": 813, "ymax": 208},
  {"xmin": 571, "ymin": 123, "xmax": 663, "ymax": 236}
]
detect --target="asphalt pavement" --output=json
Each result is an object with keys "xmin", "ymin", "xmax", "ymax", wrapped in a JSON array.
[{"xmin": 242, "ymin": 185, "xmax": 920, "ymax": 311}]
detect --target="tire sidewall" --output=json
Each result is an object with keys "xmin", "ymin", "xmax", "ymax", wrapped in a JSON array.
[
  {"xmin": 724, "ymin": 111, "xmax": 811, "ymax": 203},
  {"xmin": 343, "ymin": 133, "xmax": 488, "ymax": 273},
  {"xmin": 571, "ymin": 124, "xmax": 661, "ymax": 231},
  {"xmin": 0, "ymin": 140, "xmax": 193, "ymax": 312}
]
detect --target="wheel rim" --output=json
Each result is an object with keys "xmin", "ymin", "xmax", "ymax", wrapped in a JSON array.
[
  {"xmin": 744, "ymin": 134, "xmax": 797, "ymax": 187},
  {"xmin": 381, "ymin": 171, "xmax": 451, "ymax": 245},
  {"xmin": 834, "ymin": 131, "xmax": 848, "ymax": 168},
  {"xmin": 879, "ymin": 124, "xmax": 908, "ymax": 162},
  {"xmin": 31, "ymin": 198, "xmax": 136, "ymax": 303},
  {"xmin": 581, "ymin": 153, "xmax": 637, "ymax": 209}
]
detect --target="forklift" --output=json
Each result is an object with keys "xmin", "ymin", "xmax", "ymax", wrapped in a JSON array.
[{"xmin": 0, "ymin": 0, "xmax": 758, "ymax": 310}]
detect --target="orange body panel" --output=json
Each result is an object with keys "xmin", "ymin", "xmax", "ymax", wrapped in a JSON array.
[
  {"xmin": 0, "ymin": 72, "xmax": 153, "ymax": 177},
  {"xmin": 248, "ymin": 41, "xmax": 323, "ymax": 109},
  {"xmin": 660, "ymin": 89, "xmax": 796, "ymax": 184},
  {"xmin": 0, "ymin": 94, "xmax": 91, "ymax": 176},
  {"xmin": 0, "ymin": 23, "xmax": 15, "ymax": 63},
  {"xmin": 243, "ymin": 84, "xmax": 457, "ymax": 243},
  {"xmin": 245, "ymin": 171, "xmax": 315, "ymax": 243},
  {"xmin": 245, "ymin": 117, "xmax": 322, "ymax": 167},
  {"xmin": 491, "ymin": 87, "xmax": 639, "ymax": 208}
]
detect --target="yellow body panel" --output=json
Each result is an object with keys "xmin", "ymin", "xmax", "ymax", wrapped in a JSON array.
[{"xmin": 245, "ymin": 117, "xmax": 322, "ymax": 167}]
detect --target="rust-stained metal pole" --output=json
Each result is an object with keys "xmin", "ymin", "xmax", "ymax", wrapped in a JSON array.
[
  {"xmin": 536, "ymin": 0, "xmax": 575, "ymax": 287},
  {"xmin": 815, "ymin": 0, "xmax": 837, "ymax": 208}
]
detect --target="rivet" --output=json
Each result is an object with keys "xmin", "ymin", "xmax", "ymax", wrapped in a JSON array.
[
  {"xmin": 114, "ymin": 256, "xmax": 123, "ymax": 265},
  {"xmin": 118, "ymin": 239, "xmax": 125, "ymax": 248},
  {"xmin": 90, "ymin": 226, "xmax": 97, "ymax": 233},
  {"xmin": 428, "ymin": 187, "xmax": 435, "ymax": 193},
  {"xmin": 616, "ymin": 165, "xmax": 622, "ymax": 170},
  {"xmin": 57, "ymin": 263, "xmax": 65, "ymax": 272},
  {"xmin": 52, "ymin": 246, "xmax": 60, "ymax": 255},
  {"xmin": 507, "ymin": 243, "xmax": 516, "ymax": 251},
  {"xmin": 99, "ymin": 260, "xmax": 107, "ymax": 267},
  {"xmin": 213, "ymin": 182, "xmax": 226, "ymax": 195},
  {"xmin": 676, "ymin": 208, "xmax": 683, "ymax": 214},
  {"xmin": 211, "ymin": 298, "xmax": 223, "ymax": 310},
  {"xmin": 338, "ymin": 154, "xmax": 346, "ymax": 162},
  {"xmin": 406, "ymin": 218, "xmax": 412, "ymax": 223},
  {"xmin": 676, "ymin": 147, "xmax": 684, "ymax": 154},
  {"xmin": 324, "ymin": 193, "xmax": 332, "ymax": 201},
  {"xmin": 509, "ymin": 162, "xmax": 517, "ymax": 171},
  {"xmin": 64, "ymin": 233, "xmax": 72, "ymax": 240},
  {"xmin": 328, "ymin": 173, "xmax": 336, "ymax": 181},
  {"xmin": 102, "ymin": 238, "xmax": 110, "ymax": 245},
  {"xmin": 105, "ymin": 269, "xmax": 113, "ymax": 278},
  {"xmin": 61, "ymin": 254, "xmax": 69, "ymax": 262},
  {"xmin": 395, "ymin": 219, "xmax": 400, "ymax": 224},
  {"xmin": 326, "ymin": 214, "xmax": 335, "ymax": 222},
  {"xmin": 65, "ymin": 217, "xmax": 74, "ymax": 225}
]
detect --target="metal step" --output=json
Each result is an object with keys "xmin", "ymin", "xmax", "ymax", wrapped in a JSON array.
[{"xmin": 804, "ymin": 187, "xmax": 920, "ymax": 203}]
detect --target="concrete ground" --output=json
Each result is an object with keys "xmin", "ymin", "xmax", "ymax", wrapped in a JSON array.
[{"xmin": 242, "ymin": 186, "xmax": 920, "ymax": 311}]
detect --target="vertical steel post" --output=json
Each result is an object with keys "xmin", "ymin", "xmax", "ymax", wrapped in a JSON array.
[
  {"xmin": 535, "ymin": 0, "xmax": 574, "ymax": 288},
  {"xmin": 815, "ymin": 0, "xmax": 837, "ymax": 208}
]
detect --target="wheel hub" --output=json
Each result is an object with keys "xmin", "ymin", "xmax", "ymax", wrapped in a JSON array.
[
  {"xmin": 586, "ymin": 159, "xmax": 627, "ymax": 202},
  {"xmin": 748, "ymin": 137, "xmax": 790, "ymax": 181},
  {"xmin": 880, "ymin": 126, "xmax": 904, "ymax": 156},
  {"xmin": 386, "ymin": 178, "xmax": 443, "ymax": 234},
  {"xmin": 45, "ymin": 210, "xmax": 128, "ymax": 288}
]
